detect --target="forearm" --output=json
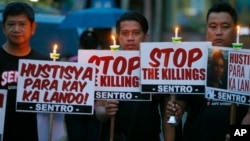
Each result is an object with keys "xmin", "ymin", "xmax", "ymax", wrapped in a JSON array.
[
  {"xmin": 161, "ymin": 96, "xmax": 187, "ymax": 141},
  {"xmin": 161, "ymin": 95, "xmax": 175, "ymax": 141}
]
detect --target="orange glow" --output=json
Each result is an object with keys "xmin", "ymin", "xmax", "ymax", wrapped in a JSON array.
[
  {"xmin": 111, "ymin": 35, "xmax": 116, "ymax": 45},
  {"xmin": 237, "ymin": 25, "xmax": 240, "ymax": 33},
  {"xmin": 175, "ymin": 27, "xmax": 179, "ymax": 38},
  {"xmin": 53, "ymin": 44, "xmax": 58, "ymax": 54}
]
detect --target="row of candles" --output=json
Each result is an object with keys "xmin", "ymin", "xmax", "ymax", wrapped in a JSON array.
[
  {"xmin": 50, "ymin": 25, "xmax": 242, "ymax": 58},
  {"xmin": 47, "ymin": 25, "xmax": 242, "ymax": 140},
  {"xmin": 172, "ymin": 26, "xmax": 241, "ymax": 43},
  {"xmin": 173, "ymin": 26, "xmax": 241, "ymax": 43}
]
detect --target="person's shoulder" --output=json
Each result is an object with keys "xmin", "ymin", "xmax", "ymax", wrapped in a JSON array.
[
  {"xmin": 30, "ymin": 49, "xmax": 50, "ymax": 60},
  {"xmin": 0, "ymin": 47, "xmax": 5, "ymax": 55},
  {"xmin": 68, "ymin": 55, "xmax": 78, "ymax": 62},
  {"xmin": 0, "ymin": 46, "xmax": 13, "ymax": 59}
]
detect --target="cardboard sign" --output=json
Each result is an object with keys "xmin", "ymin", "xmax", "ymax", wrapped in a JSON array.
[
  {"xmin": 206, "ymin": 47, "xmax": 250, "ymax": 105},
  {"xmin": 140, "ymin": 42, "xmax": 210, "ymax": 94},
  {"xmin": 78, "ymin": 50, "xmax": 151, "ymax": 101},
  {"xmin": 17, "ymin": 59, "xmax": 95, "ymax": 114},
  {"xmin": 0, "ymin": 89, "xmax": 7, "ymax": 141}
]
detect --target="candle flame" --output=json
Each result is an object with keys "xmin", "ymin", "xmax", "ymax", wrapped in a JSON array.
[
  {"xmin": 175, "ymin": 27, "xmax": 179, "ymax": 32},
  {"xmin": 237, "ymin": 25, "xmax": 240, "ymax": 33},
  {"xmin": 175, "ymin": 27, "xmax": 179, "ymax": 38},
  {"xmin": 54, "ymin": 44, "xmax": 57, "ymax": 50},
  {"xmin": 53, "ymin": 44, "xmax": 58, "ymax": 53},
  {"xmin": 111, "ymin": 35, "xmax": 115, "ymax": 40},
  {"xmin": 111, "ymin": 35, "xmax": 116, "ymax": 45}
]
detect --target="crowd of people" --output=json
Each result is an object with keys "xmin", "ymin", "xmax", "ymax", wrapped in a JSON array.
[{"xmin": 0, "ymin": 1, "xmax": 250, "ymax": 141}]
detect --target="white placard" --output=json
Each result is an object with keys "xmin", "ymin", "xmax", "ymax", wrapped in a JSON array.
[
  {"xmin": 17, "ymin": 59, "xmax": 95, "ymax": 114},
  {"xmin": 140, "ymin": 42, "xmax": 211, "ymax": 94},
  {"xmin": 206, "ymin": 46, "xmax": 250, "ymax": 105},
  {"xmin": 78, "ymin": 50, "xmax": 151, "ymax": 101},
  {"xmin": 0, "ymin": 89, "xmax": 7, "ymax": 141}
]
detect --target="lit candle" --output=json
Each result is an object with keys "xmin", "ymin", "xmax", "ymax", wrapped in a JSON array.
[
  {"xmin": 110, "ymin": 35, "xmax": 119, "ymax": 51},
  {"xmin": 236, "ymin": 25, "xmax": 240, "ymax": 43},
  {"xmin": 53, "ymin": 44, "xmax": 57, "ymax": 54},
  {"xmin": 50, "ymin": 43, "xmax": 60, "ymax": 61},
  {"xmin": 111, "ymin": 35, "xmax": 116, "ymax": 45},
  {"xmin": 175, "ymin": 27, "xmax": 178, "ymax": 38}
]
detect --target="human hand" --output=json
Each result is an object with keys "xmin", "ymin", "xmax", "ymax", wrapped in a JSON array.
[
  {"xmin": 225, "ymin": 133, "xmax": 230, "ymax": 141},
  {"xmin": 105, "ymin": 100, "xmax": 119, "ymax": 116},
  {"xmin": 165, "ymin": 101, "xmax": 183, "ymax": 122}
]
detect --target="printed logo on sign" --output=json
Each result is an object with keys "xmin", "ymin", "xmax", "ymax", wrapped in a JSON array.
[
  {"xmin": 230, "ymin": 125, "xmax": 250, "ymax": 141},
  {"xmin": 234, "ymin": 129, "xmax": 247, "ymax": 136},
  {"xmin": 205, "ymin": 88, "xmax": 214, "ymax": 99}
]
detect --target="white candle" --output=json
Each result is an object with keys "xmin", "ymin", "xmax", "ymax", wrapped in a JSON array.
[
  {"xmin": 53, "ymin": 44, "xmax": 57, "ymax": 54},
  {"xmin": 175, "ymin": 27, "xmax": 178, "ymax": 38},
  {"xmin": 111, "ymin": 35, "xmax": 116, "ymax": 45},
  {"xmin": 50, "ymin": 44, "xmax": 59, "ymax": 61},
  {"xmin": 236, "ymin": 25, "xmax": 240, "ymax": 43}
]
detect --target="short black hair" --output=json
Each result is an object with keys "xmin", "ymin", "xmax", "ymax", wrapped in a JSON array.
[
  {"xmin": 207, "ymin": 2, "xmax": 237, "ymax": 24},
  {"xmin": 79, "ymin": 30, "xmax": 99, "ymax": 49},
  {"xmin": 2, "ymin": 2, "xmax": 35, "ymax": 24},
  {"xmin": 116, "ymin": 11, "xmax": 148, "ymax": 34}
]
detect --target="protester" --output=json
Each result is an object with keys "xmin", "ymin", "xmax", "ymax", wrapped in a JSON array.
[
  {"xmin": 65, "ymin": 30, "xmax": 102, "ymax": 141},
  {"xmin": 68, "ymin": 29, "xmax": 100, "ymax": 62},
  {"xmin": 0, "ymin": 2, "xmax": 48, "ymax": 140},
  {"xmin": 165, "ymin": 2, "xmax": 248, "ymax": 141},
  {"xmin": 0, "ymin": 2, "xmax": 67, "ymax": 141},
  {"xmin": 95, "ymin": 11, "xmax": 166, "ymax": 141}
]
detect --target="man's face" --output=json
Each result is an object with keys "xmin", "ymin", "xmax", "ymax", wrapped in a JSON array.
[
  {"xmin": 117, "ymin": 20, "xmax": 147, "ymax": 50},
  {"xmin": 3, "ymin": 14, "xmax": 36, "ymax": 46},
  {"xmin": 206, "ymin": 12, "xmax": 236, "ymax": 47}
]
